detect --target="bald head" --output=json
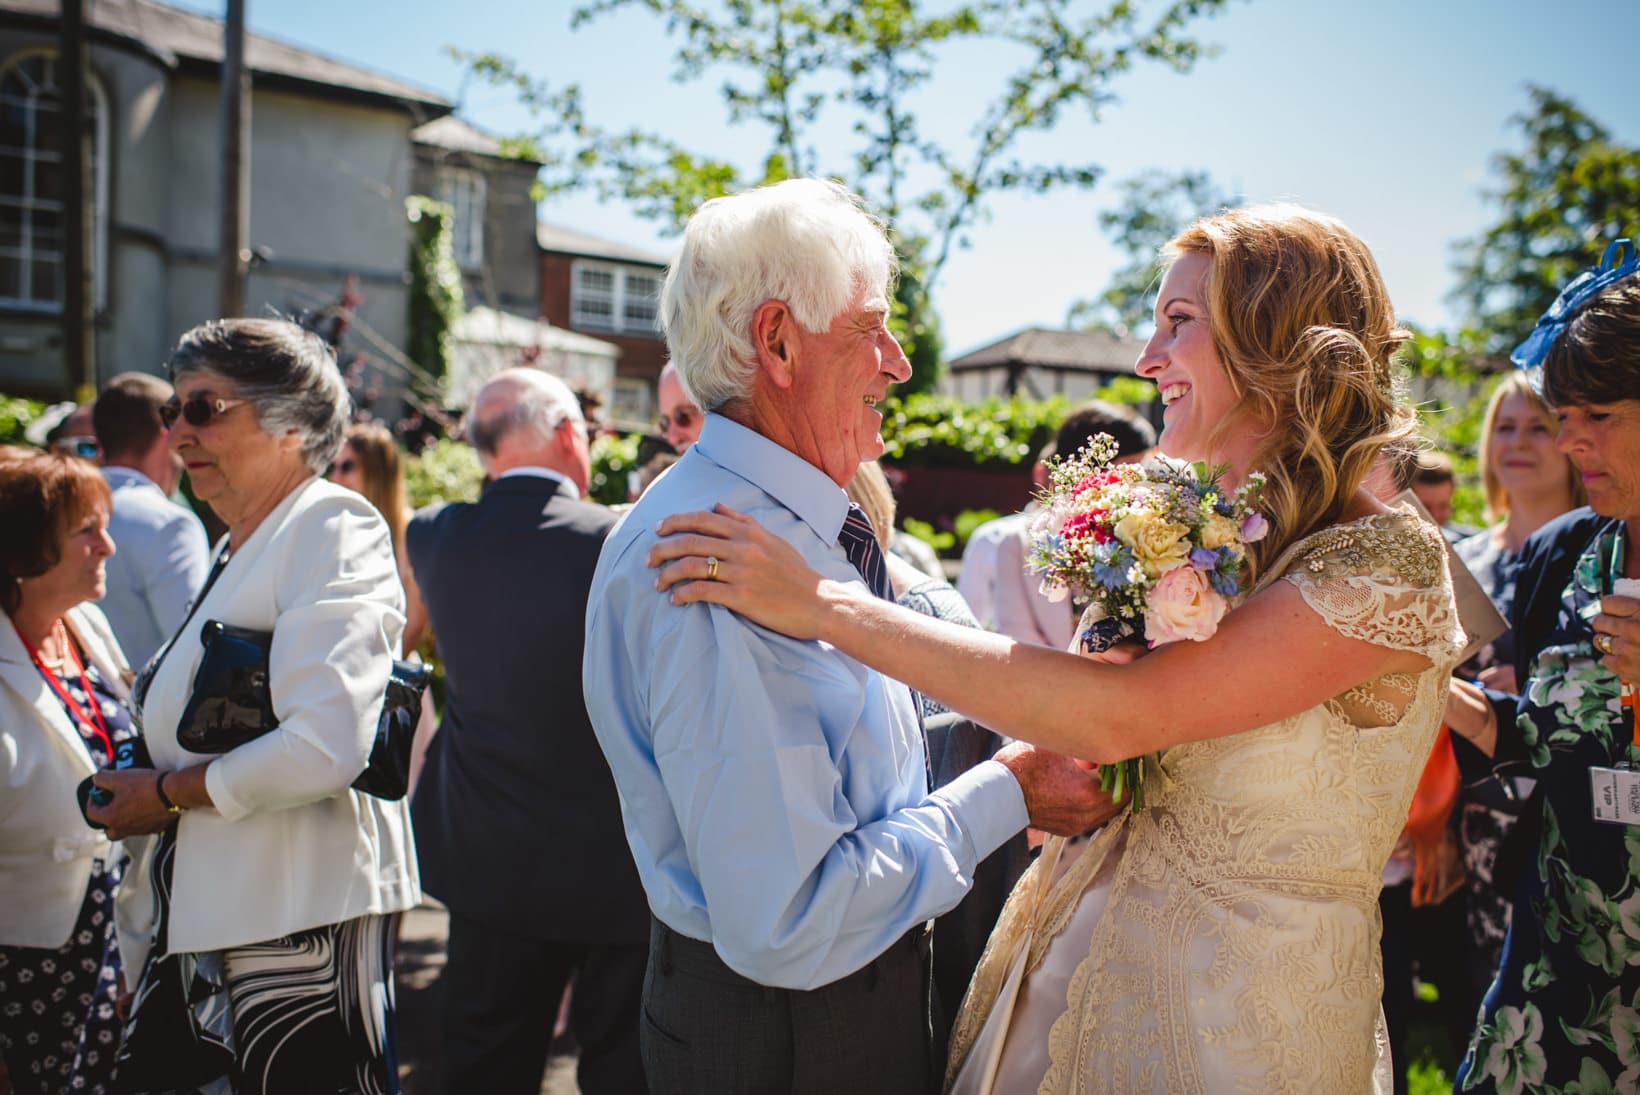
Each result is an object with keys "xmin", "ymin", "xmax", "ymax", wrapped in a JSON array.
[{"xmin": 466, "ymin": 368, "xmax": 590, "ymax": 492}]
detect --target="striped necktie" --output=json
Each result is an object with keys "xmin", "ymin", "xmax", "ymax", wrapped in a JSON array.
[
  {"xmin": 837, "ymin": 504, "xmax": 892, "ymax": 600},
  {"xmin": 837, "ymin": 503, "xmax": 931, "ymax": 790}
]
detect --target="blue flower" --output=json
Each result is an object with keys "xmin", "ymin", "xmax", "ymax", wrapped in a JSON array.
[
  {"xmin": 1090, "ymin": 542, "xmax": 1135, "ymax": 590},
  {"xmin": 1189, "ymin": 546, "xmax": 1218, "ymax": 570}
]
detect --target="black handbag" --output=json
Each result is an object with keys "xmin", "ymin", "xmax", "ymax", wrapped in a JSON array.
[{"xmin": 176, "ymin": 619, "xmax": 430, "ymax": 801}]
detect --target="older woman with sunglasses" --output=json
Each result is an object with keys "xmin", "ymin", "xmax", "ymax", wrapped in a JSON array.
[
  {"xmin": 1446, "ymin": 247, "xmax": 1640, "ymax": 1092},
  {"xmin": 1, "ymin": 447, "xmax": 131, "ymax": 1095},
  {"xmin": 88, "ymin": 318, "xmax": 419, "ymax": 1094}
]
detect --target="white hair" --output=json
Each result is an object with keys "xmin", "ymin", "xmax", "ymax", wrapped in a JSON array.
[
  {"xmin": 465, "ymin": 368, "xmax": 583, "ymax": 456},
  {"xmin": 660, "ymin": 178, "xmax": 897, "ymax": 411}
]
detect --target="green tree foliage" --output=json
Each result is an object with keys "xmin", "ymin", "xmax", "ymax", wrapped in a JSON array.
[
  {"xmin": 1067, "ymin": 167, "xmax": 1235, "ymax": 334},
  {"xmin": 1451, "ymin": 86, "xmax": 1640, "ymax": 356},
  {"xmin": 456, "ymin": 0, "xmax": 1237, "ymax": 389},
  {"xmin": 406, "ymin": 197, "xmax": 465, "ymax": 384},
  {"xmin": 891, "ymin": 249, "xmax": 943, "ymax": 394},
  {"xmin": 0, "ymin": 395, "xmax": 46, "ymax": 445}
]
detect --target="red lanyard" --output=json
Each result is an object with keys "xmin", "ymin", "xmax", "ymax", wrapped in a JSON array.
[{"xmin": 14, "ymin": 621, "xmax": 115, "ymax": 764}]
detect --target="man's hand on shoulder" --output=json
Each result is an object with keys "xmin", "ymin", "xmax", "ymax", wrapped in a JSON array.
[{"xmin": 993, "ymin": 740, "xmax": 1122, "ymax": 837}]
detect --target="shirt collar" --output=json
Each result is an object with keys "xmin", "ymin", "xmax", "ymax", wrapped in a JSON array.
[
  {"xmin": 497, "ymin": 465, "xmax": 580, "ymax": 498},
  {"xmin": 102, "ymin": 465, "xmax": 156, "ymax": 490},
  {"xmin": 693, "ymin": 414, "xmax": 849, "ymax": 543}
]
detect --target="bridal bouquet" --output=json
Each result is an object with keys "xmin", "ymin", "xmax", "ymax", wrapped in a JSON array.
[{"xmin": 1026, "ymin": 435, "xmax": 1267, "ymax": 807}]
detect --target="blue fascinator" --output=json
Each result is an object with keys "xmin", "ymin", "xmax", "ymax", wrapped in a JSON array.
[{"xmin": 1512, "ymin": 237, "xmax": 1640, "ymax": 390}]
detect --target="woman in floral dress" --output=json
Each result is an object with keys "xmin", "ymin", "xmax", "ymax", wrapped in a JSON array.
[
  {"xmin": 1452, "ymin": 373, "xmax": 1584, "ymax": 1004},
  {"xmin": 1446, "ymin": 256, "xmax": 1640, "ymax": 1093}
]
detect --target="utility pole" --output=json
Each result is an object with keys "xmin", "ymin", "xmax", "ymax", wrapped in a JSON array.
[
  {"xmin": 60, "ymin": 0, "xmax": 94, "ymax": 400},
  {"xmin": 218, "ymin": 0, "xmax": 249, "ymax": 317}
]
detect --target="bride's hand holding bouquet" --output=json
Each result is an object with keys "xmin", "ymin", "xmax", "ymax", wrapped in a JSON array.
[{"xmin": 1026, "ymin": 434, "xmax": 1267, "ymax": 806}]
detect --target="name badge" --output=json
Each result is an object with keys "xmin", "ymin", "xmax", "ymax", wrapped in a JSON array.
[{"xmin": 1590, "ymin": 765, "xmax": 1640, "ymax": 825}]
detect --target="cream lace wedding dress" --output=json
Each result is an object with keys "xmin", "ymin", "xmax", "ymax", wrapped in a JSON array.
[{"xmin": 947, "ymin": 513, "xmax": 1465, "ymax": 1094}]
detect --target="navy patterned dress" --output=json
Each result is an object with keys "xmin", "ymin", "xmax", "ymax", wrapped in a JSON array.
[{"xmin": 0, "ymin": 657, "xmax": 134, "ymax": 1095}]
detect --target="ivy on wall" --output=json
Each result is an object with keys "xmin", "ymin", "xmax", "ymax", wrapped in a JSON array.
[{"xmin": 406, "ymin": 196, "xmax": 465, "ymax": 383}]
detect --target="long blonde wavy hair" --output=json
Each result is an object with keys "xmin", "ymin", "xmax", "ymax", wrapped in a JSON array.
[{"xmin": 1165, "ymin": 204, "xmax": 1415, "ymax": 582}]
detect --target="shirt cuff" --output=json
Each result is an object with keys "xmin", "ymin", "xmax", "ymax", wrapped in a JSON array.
[{"xmin": 932, "ymin": 758, "xmax": 1030, "ymax": 864}]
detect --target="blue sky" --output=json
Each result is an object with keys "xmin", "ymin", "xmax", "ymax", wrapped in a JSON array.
[{"xmin": 179, "ymin": 0, "xmax": 1639, "ymax": 356}]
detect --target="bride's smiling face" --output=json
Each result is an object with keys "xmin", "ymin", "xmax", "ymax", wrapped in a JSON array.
[{"xmin": 1135, "ymin": 253, "xmax": 1241, "ymax": 464}]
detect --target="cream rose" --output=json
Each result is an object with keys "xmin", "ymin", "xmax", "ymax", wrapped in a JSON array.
[
  {"xmin": 1200, "ymin": 512, "xmax": 1242, "ymax": 550},
  {"xmin": 1144, "ymin": 565, "xmax": 1229, "ymax": 645},
  {"xmin": 1114, "ymin": 511, "xmax": 1192, "ymax": 573}
]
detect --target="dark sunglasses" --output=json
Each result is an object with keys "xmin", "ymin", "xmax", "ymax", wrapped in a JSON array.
[
  {"xmin": 658, "ymin": 405, "xmax": 699, "ymax": 434},
  {"xmin": 160, "ymin": 394, "xmax": 247, "ymax": 429}
]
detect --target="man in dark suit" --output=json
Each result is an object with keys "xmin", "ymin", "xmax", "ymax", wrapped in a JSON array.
[{"xmin": 409, "ymin": 368, "xmax": 648, "ymax": 1095}]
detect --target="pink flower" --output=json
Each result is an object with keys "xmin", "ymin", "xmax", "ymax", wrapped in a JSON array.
[
  {"xmin": 1144, "ymin": 566, "xmax": 1228, "ymax": 646},
  {"xmin": 1061, "ymin": 509, "xmax": 1112, "ymax": 544},
  {"xmin": 1240, "ymin": 512, "xmax": 1269, "ymax": 543},
  {"xmin": 1074, "ymin": 471, "xmax": 1120, "ymax": 498}
]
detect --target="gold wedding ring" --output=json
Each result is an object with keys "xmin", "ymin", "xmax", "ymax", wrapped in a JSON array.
[
  {"xmin": 706, "ymin": 556, "xmax": 720, "ymax": 581},
  {"xmin": 1596, "ymin": 633, "xmax": 1616, "ymax": 656}
]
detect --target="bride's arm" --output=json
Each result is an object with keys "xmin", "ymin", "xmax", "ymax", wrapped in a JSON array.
[{"xmin": 650, "ymin": 507, "xmax": 1431, "ymax": 762}]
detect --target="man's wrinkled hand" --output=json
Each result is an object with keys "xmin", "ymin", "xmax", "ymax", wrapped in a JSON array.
[{"xmin": 994, "ymin": 741, "xmax": 1123, "ymax": 837}]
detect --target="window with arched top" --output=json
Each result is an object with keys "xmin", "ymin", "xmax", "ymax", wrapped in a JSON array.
[{"xmin": 0, "ymin": 50, "xmax": 108, "ymax": 312}]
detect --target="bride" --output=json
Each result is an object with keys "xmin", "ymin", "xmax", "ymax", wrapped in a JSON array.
[{"xmin": 647, "ymin": 204, "xmax": 1464, "ymax": 1092}]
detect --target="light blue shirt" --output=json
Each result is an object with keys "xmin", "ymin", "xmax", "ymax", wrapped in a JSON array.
[
  {"xmin": 584, "ymin": 414, "xmax": 1028, "ymax": 990},
  {"xmin": 99, "ymin": 466, "xmax": 210, "ymax": 669}
]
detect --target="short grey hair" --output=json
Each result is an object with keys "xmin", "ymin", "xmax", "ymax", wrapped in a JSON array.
[
  {"xmin": 167, "ymin": 318, "xmax": 351, "ymax": 474},
  {"xmin": 660, "ymin": 178, "xmax": 897, "ymax": 412},
  {"xmin": 465, "ymin": 368, "xmax": 583, "ymax": 456}
]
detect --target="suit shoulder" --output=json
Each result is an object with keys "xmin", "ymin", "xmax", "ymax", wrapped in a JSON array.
[
  {"xmin": 407, "ymin": 497, "xmax": 474, "ymax": 538},
  {"xmin": 557, "ymin": 496, "xmax": 621, "ymax": 536}
]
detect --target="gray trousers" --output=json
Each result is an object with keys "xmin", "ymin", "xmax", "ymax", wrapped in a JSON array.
[{"xmin": 639, "ymin": 918, "xmax": 940, "ymax": 1095}]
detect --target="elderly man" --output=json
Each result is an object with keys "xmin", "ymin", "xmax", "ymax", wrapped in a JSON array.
[
  {"xmin": 655, "ymin": 362, "xmax": 702, "ymax": 452},
  {"xmin": 584, "ymin": 179, "xmax": 1107, "ymax": 1093},
  {"xmin": 410, "ymin": 369, "xmax": 649, "ymax": 1095},
  {"xmin": 92, "ymin": 372, "xmax": 210, "ymax": 667}
]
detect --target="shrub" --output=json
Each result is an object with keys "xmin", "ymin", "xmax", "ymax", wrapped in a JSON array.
[
  {"xmin": 404, "ymin": 437, "xmax": 483, "ymax": 511},
  {"xmin": 590, "ymin": 433, "xmax": 640, "ymax": 506}
]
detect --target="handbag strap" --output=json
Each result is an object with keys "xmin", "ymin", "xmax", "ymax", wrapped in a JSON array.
[{"xmin": 133, "ymin": 548, "xmax": 232, "ymax": 717}]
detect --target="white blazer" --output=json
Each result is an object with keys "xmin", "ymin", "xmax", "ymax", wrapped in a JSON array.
[
  {"xmin": 117, "ymin": 477, "xmax": 420, "ymax": 971},
  {"xmin": 0, "ymin": 602, "xmax": 130, "ymax": 949}
]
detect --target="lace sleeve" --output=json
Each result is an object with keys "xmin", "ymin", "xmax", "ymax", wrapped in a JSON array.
[{"xmin": 1278, "ymin": 515, "xmax": 1464, "ymax": 665}]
